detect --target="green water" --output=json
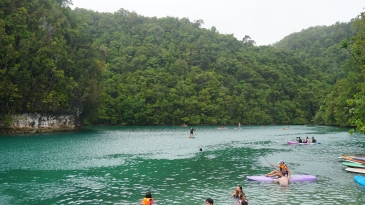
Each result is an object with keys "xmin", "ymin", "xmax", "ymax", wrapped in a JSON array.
[{"xmin": 1, "ymin": 125, "xmax": 365, "ymax": 204}]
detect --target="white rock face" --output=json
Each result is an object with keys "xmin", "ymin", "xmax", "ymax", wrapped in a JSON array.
[{"xmin": 0, "ymin": 113, "xmax": 80, "ymax": 134}]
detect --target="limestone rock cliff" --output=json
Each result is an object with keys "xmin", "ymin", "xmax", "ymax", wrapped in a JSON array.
[{"xmin": 0, "ymin": 114, "xmax": 81, "ymax": 134}]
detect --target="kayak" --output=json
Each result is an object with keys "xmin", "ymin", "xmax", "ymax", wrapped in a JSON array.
[
  {"xmin": 342, "ymin": 162, "xmax": 365, "ymax": 168},
  {"xmin": 339, "ymin": 155, "xmax": 365, "ymax": 159},
  {"xmin": 247, "ymin": 175, "xmax": 316, "ymax": 182},
  {"xmin": 287, "ymin": 141, "xmax": 320, "ymax": 145},
  {"xmin": 341, "ymin": 156, "xmax": 365, "ymax": 164},
  {"xmin": 345, "ymin": 160, "xmax": 364, "ymax": 164},
  {"xmin": 354, "ymin": 175, "xmax": 365, "ymax": 186},
  {"xmin": 345, "ymin": 168, "xmax": 365, "ymax": 174}
]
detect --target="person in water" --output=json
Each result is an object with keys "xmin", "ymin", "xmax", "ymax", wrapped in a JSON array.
[
  {"xmin": 265, "ymin": 160, "xmax": 290, "ymax": 178},
  {"xmin": 199, "ymin": 148, "xmax": 203, "ymax": 151},
  {"xmin": 140, "ymin": 192, "xmax": 155, "ymax": 205},
  {"xmin": 238, "ymin": 193, "xmax": 248, "ymax": 205},
  {"xmin": 189, "ymin": 128, "xmax": 195, "ymax": 138},
  {"xmin": 205, "ymin": 198, "xmax": 214, "ymax": 205},
  {"xmin": 274, "ymin": 174, "xmax": 289, "ymax": 186},
  {"xmin": 312, "ymin": 137, "xmax": 317, "ymax": 143},
  {"xmin": 231, "ymin": 185, "xmax": 243, "ymax": 198}
]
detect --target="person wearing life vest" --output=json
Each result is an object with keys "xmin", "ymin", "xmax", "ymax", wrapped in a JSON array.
[
  {"xmin": 265, "ymin": 160, "xmax": 290, "ymax": 178},
  {"xmin": 140, "ymin": 192, "xmax": 155, "ymax": 205}
]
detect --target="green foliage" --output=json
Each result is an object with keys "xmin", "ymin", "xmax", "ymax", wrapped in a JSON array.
[
  {"xmin": 2, "ymin": 2, "xmax": 364, "ymax": 129},
  {"xmin": 72, "ymin": 8, "xmax": 343, "ymax": 126},
  {"xmin": 0, "ymin": 0, "xmax": 104, "ymax": 121}
]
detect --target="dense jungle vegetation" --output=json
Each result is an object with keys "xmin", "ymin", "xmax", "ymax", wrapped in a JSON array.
[{"xmin": 1, "ymin": 1, "xmax": 365, "ymax": 132}]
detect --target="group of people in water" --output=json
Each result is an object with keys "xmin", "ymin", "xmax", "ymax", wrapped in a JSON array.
[
  {"xmin": 296, "ymin": 136, "xmax": 317, "ymax": 143},
  {"xmin": 140, "ymin": 161, "xmax": 291, "ymax": 204},
  {"xmin": 156, "ymin": 125, "xmax": 299, "ymax": 204},
  {"xmin": 140, "ymin": 191, "xmax": 232, "ymax": 205},
  {"xmin": 231, "ymin": 185, "xmax": 248, "ymax": 205}
]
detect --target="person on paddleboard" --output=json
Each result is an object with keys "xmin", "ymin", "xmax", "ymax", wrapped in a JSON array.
[
  {"xmin": 312, "ymin": 137, "xmax": 317, "ymax": 143},
  {"xmin": 265, "ymin": 160, "xmax": 290, "ymax": 178},
  {"xmin": 297, "ymin": 137, "xmax": 303, "ymax": 143},
  {"xmin": 189, "ymin": 128, "xmax": 195, "ymax": 138}
]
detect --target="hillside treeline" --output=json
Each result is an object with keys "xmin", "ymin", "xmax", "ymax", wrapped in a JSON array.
[
  {"xmin": 1, "ymin": 1, "xmax": 365, "ymax": 132},
  {"xmin": 75, "ymin": 8, "xmax": 335, "ymax": 125}
]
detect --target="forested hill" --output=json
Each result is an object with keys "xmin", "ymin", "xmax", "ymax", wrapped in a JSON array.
[
  {"xmin": 274, "ymin": 22, "xmax": 356, "ymax": 84},
  {"xmin": 273, "ymin": 16, "xmax": 365, "ymax": 131},
  {"xmin": 1, "ymin": 1, "xmax": 364, "ymax": 129},
  {"xmin": 74, "ymin": 8, "xmax": 332, "ymax": 125}
]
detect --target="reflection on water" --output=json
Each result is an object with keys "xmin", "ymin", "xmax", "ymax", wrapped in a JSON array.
[{"xmin": 0, "ymin": 126, "xmax": 365, "ymax": 204}]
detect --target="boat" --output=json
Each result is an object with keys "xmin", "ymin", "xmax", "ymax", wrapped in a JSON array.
[
  {"xmin": 247, "ymin": 175, "xmax": 316, "ymax": 182},
  {"xmin": 342, "ymin": 162, "xmax": 365, "ymax": 168},
  {"xmin": 354, "ymin": 175, "xmax": 365, "ymax": 186},
  {"xmin": 345, "ymin": 168, "xmax": 365, "ymax": 174}
]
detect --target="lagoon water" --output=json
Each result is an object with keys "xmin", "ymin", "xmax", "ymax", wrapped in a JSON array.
[{"xmin": 1, "ymin": 125, "xmax": 365, "ymax": 204}]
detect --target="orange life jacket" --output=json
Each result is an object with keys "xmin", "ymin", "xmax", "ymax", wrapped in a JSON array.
[
  {"xmin": 280, "ymin": 164, "xmax": 289, "ymax": 176},
  {"xmin": 141, "ymin": 197, "xmax": 154, "ymax": 205}
]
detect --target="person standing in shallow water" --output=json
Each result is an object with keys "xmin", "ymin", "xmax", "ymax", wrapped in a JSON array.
[{"xmin": 189, "ymin": 128, "xmax": 195, "ymax": 138}]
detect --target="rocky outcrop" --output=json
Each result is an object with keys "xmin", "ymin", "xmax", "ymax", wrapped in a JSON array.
[{"xmin": 0, "ymin": 113, "xmax": 81, "ymax": 134}]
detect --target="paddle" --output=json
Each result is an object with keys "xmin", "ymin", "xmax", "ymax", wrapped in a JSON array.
[{"xmin": 263, "ymin": 156, "xmax": 276, "ymax": 170}]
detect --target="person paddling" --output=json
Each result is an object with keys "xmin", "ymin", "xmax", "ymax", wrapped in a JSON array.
[{"xmin": 265, "ymin": 160, "xmax": 290, "ymax": 178}]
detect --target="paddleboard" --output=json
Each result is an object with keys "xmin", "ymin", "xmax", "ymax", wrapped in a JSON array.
[
  {"xmin": 342, "ymin": 162, "xmax": 365, "ymax": 168},
  {"xmin": 247, "ymin": 175, "xmax": 316, "ymax": 182},
  {"xmin": 354, "ymin": 175, "xmax": 365, "ymax": 186},
  {"xmin": 345, "ymin": 168, "xmax": 365, "ymax": 174}
]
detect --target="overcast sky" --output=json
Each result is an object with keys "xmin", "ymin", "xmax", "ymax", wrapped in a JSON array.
[{"xmin": 70, "ymin": 0, "xmax": 364, "ymax": 45}]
